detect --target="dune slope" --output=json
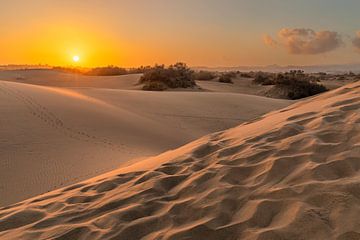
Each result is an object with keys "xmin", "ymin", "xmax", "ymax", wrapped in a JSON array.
[
  {"xmin": 0, "ymin": 70, "xmax": 142, "ymax": 89},
  {"xmin": 0, "ymin": 80, "xmax": 289, "ymax": 206},
  {"xmin": 0, "ymin": 81, "xmax": 359, "ymax": 239}
]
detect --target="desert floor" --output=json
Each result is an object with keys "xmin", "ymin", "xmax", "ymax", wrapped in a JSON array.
[
  {"xmin": 0, "ymin": 74, "xmax": 358, "ymax": 239},
  {"xmin": 0, "ymin": 70, "xmax": 290, "ymax": 206}
]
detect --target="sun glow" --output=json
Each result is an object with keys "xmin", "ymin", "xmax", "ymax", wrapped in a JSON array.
[{"xmin": 73, "ymin": 55, "xmax": 80, "ymax": 62}]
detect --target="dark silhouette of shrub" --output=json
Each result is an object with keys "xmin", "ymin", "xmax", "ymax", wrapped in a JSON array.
[
  {"xmin": 239, "ymin": 72, "xmax": 252, "ymax": 78},
  {"xmin": 142, "ymin": 81, "xmax": 167, "ymax": 91},
  {"xmin": 218, "ymin": 72, "xmax": 235, "ymax": 84},
  {"xmin": 193, "ymin": 71, "xmax": 216, "ymax": 80},
  {"xmin": 253, "ymin": 70, "xmax": 327, "ymax": 99},
  {"xmin": 275, "ymin": 77, "xmax": 327, "ymax": 99},
  {"xmin": 53, "ymin": 65, "xmax": 154, "ymax": 76},
  {"xmin": 85, "ymin": 66, "xmax": 128, "ymax": 76},
  {"xmin": 253, "ymin": 72, "xmax": 275, "ymax": 85},
  {"xmin": 139, "ymin": 63, "xmax": 196, "ymax": 90}
]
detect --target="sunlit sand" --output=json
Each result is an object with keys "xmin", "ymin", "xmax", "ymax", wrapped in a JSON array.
[
  {"xmin": 0, "ymin": 77, "xmax": 359, "ymax": 240},
  {"xmin": 1, "ymin": 1, "xmax": 360, "ymax": 239},
  {"xmin": 0, "ymin": 72, "xmax": 290, "ymax": 206}
]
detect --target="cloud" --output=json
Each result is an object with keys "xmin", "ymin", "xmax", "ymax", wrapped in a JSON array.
[
  {"xmin": 263, "ymin": 34, "xmax": 278, "ymax": 47},
  {"xmin": 265, "ymin": 28, "xmax": 342, "ymax": 55},
  {"xmin": 352, "ymin": 31, "xmax": 360, "ymax": 51}
]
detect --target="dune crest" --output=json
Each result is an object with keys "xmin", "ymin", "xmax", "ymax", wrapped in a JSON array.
[{"xmin": 0, "ymin": 81, "xmax": 359, "ymax": 240}]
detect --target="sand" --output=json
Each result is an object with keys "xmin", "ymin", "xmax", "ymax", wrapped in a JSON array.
[
  {"xmin": 0, "ymin": 79, "xmax": 290, "ymax": 206},
  {"xmin": 0, "ymin": 69, "xmax": 143, "ymax": 90},
  {"xmin": 0, "ymin": 80, "xmax": 358, "ymax": 239}
]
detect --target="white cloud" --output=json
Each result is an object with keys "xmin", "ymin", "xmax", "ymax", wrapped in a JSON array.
[{"xmin": 264, "ymin": 28, "xmax": 342, "ymax": 55}]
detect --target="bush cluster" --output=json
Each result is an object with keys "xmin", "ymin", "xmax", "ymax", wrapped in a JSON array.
[
  {"xmin": 139, "ymin": 63, "xmax": 196, "ymax": 91},
  {"xmin": 53, "ymin": 65, "xmax": 152, "ymax": 76},
  {"xmin": 239, "ymin": 72, "xmax": 253, "ymax": 78},
  {"xmin": 253, "ymin": 72, "xmax": 275, "ymax": 85},
  {"xmin": 218, "ymin": 72, "xmax": 236, "ymax": 84},
  {"xmin": 253, "ymin": 70, "xmax": 327, "ymax": 99},
  {"xmin": 85, "ymin": 66, "xmax": 128, "ymax": 76},
  {"xmin": 193, "ymin": 71, "xmax": 216, "ymax": 80}
]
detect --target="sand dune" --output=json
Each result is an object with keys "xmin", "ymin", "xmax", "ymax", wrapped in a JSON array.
[
  {"xmin": 0, "ymin": 80, "xmax": 289, "ymax": 206},
  {"xmin": 0, "ymin": 70, "xmax": 143, "ymax": 90},
  {"xmin": 0, "ymin": 81, "xmax": 358, "ymax": 239}
]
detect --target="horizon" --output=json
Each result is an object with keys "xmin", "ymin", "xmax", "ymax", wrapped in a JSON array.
[
  {"xmin": 1, "ymin": 0, "xmax": 360, "ymax": 67},
  {"xmin": 2, "ymin": 62, "xmax": 360, "ymax": 74}
]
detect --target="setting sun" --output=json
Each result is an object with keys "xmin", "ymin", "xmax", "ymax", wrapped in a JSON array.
[{"xmin": 73, "ymin": 55, "xmax": 80, "ymax": 62}]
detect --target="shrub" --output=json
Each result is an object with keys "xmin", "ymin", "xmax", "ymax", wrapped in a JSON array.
[
  {"xmin": 278, "ymin": 79, "xmax": 327, "ymax": 99},
  {"xmin": 218, "ymin": 72, "xmax": 235, "ymax": 84},
  {"xmin": 273, "ymin": 71, "xmax": 327, "ymax": 99},
  {"xmin": 85, "ymin": 66, "xmax": 128, "ymax": 76},
  {"xmin": 193, "ymin": 71, "xmax": 216, "ymax": 80},
  {"xmin": 128, "ymin": 66, "xmax": 152, "ymax": 74},
  {"xmin": 253, "ymin": 70, "xmax": 328, "ymax": 99},
  {"xmin": 139, "ymin": 63, "xmax": 196, "ymax": 90},
  {"xmin": 253, "ymin": 72, "xmax": 275, "ymax": 85},
  {"xmin": 239, "ymin": 72, "xmax": 252, "ymax": 78},
  {"xmin": 142, "ymin": 81, "xmax": 167, "ymax": 91}
]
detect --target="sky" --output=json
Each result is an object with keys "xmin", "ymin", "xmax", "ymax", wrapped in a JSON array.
[{"xmin": 1, "ymin": 0, "xmax": 360, "ymax": 67}]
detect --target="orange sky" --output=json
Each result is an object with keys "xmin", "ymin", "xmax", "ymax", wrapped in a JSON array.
[{"xmin": 1, "ymin": 0, "xmax": 360, "ymax": 67}]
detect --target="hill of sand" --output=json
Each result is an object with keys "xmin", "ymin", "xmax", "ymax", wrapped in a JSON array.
[
  {"xmin": 0, "ymin": 80, "xmax": 289, "ymax": 206},
  {"xmin": 0, "ymin": 80, "xmax": 358, "ymax": 239},
  {"xmin": 0, "ymin": 70, "xmax": 143, "ymax": 90}
]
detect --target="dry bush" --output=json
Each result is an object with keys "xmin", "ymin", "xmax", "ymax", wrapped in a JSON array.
[
  {"xmin": 193, "ymin": 71, "xmax": 216, "ymax": 80},
  {"xmin": 142, "ymin": 81, "xmax": 167, "ymax": 91},
  {"xmin": 85, "ymin": 66, "xmax": 128, "ymax": 76},
  {"xmin": 254, "ymin": 70, "xmax": 327, "ymax": 99},
  {"xmin": 139, "ymin": 63, "xmax": 196, "ymax": 91},
  {"xmin": 218, "ymin": 72, "xmax": 235, "ymax": 84}
]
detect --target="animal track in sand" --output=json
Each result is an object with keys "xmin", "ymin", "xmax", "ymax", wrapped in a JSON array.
[{"xmin": 0, "ymin": 82, "xmax": 131, "ymax": 154}]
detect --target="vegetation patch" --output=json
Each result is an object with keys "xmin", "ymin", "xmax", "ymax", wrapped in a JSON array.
[
  {"xmin": 193, "ymin": 71, "xmax": 216, "ymax": 81},
  {"xmin": 218, "ymin": 72, "xmax": 236, "ymax": 84},
  {"xmin": 139, "ymin": 63, "xmax": 196, "ymax": 91},
  {"xmin": 253, "ymin": 70, "xmax": 328, "ymax": 99}
]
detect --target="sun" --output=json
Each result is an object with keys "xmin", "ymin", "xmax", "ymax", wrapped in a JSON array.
[{"xmin": 72, "ymin": 55, "xmax": 80, "ymax": 62}]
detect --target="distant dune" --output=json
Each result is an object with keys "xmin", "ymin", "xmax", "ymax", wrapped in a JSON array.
[
  {"xmin": 0, "ymin": 80, "xmax": 358, "ymax": 239},
  {"xmin": 0, "ymin": 69, "xmax": 143, "ymax": 90},
  {"xmin": 0, "ymin": 80, "xmax": 289, "ymax": 206}
]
